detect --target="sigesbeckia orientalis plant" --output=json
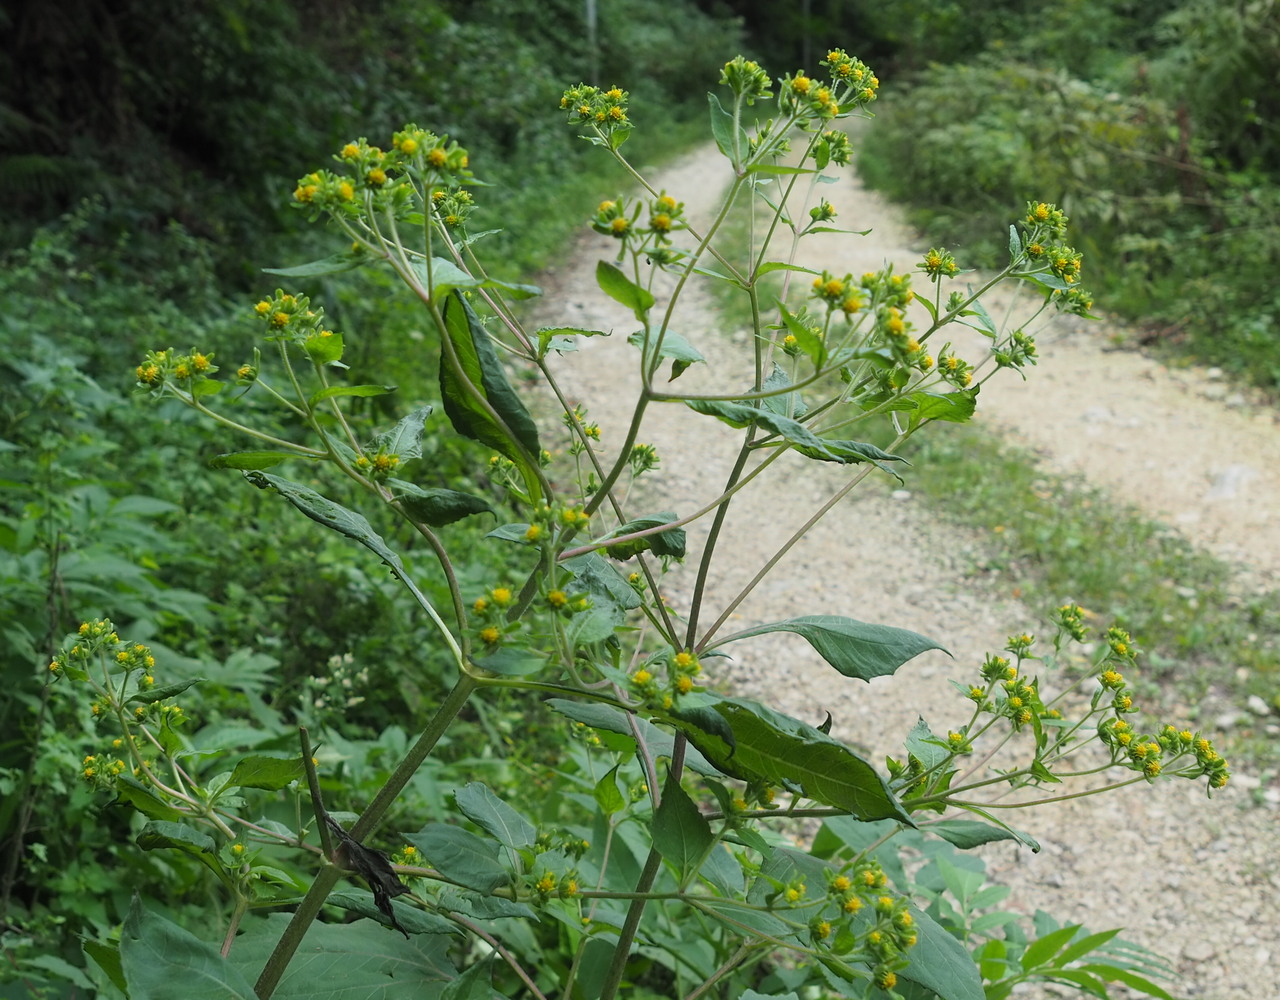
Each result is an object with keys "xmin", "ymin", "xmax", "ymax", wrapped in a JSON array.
[{"xmin": 53, "ymin": 49, "xmax": 1226, "ymax": 1000}]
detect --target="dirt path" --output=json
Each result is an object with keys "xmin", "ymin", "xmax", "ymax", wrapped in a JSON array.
[{"xmin": 532, "ymin": 142, "xmax": 1280, "ymax": 999}]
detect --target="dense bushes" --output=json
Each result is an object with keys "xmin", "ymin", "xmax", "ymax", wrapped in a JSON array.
[
  {"xmin": 846, "ymin": 0, "xmax": 1280, "ymax": 387},
  {"xmin": 0, "ymin": 0, "xmax": 743, "ymax": 985}
]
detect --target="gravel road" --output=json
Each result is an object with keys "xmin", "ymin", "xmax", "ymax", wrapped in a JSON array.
[{"xmin": 531, "ymin": 140, "xmax": 1280, "ymax": 1000}]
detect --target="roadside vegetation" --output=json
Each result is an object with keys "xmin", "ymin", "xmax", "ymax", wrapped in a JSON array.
[{"xmin": 1, "ymin": 1, "xmax": 1272, "ymax": 995}]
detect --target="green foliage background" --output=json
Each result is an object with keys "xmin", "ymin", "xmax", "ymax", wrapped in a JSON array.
[{"xmin": 1, "ymin": 0, "xmax": 1274, "ymax": 993}]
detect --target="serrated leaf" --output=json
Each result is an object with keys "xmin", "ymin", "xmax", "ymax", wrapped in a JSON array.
[
  {"xmin": 412, "ymin": 257, "xmax": 540, "ymax": 301},
  {"xmin": 685, "ymin": 398, "xmax": 840, "ymax": 459},
  {"xmin": 309, "ymin": 383, "xmax": 396, "ymax": 407},
  {"xmin": 907, "ymin": 389, "xmax": 978, "ymax": 430},
  {"xmin": 1008, "ymin": 224, "xmax": 1023, "ymax": 261},
  {"xmin": 544, "ymin": 699, "xmax": 721, "ymax": 777},
  {"xmin": 898, "ymin": 904, "xmax": 985, "ymax": 1000},
  {"xmin": 665, "ymin": 697, "xmax": 912, "ymax": 822},
  {"xmin": 597, "ymin": 260, "xmax": 654, "ymax": 321},
  {"xmin": 263, "ymin": 251, "xmax": 366, "ymax": 278},
  {"xmin": 536, "ymin": 326, "xmax": 608, "ymax": 359},
  {"xmin": 776, "ymin": 299, "xmax": 827, "ymax": 368},
  {"xmin": 790, "ymin": 437, "xmax": 908, "ymax": 480},
  {"xmin": 113, "ymin": 776, "xmax": 182, "ymax": 821},
  {"xmin": 136, "ymin": 820, "xmax": 216, "ymax": 856},
  {"xmin": 626, "ymin": 329, "xmax": 704, "ymax": 366},
  {"xmin": 227, "ymin": 754, "xmax": 304, "ymax": 791},
  {"xmin": 707, "ymin": 92, "xmax": 748, "ymax": 166},
  {"xmin": 407, "ymin": 824, "xmax": 511, "ymax": 894},
  {"xmin": 925, "ymin": 818, "xmax": 1040, "ymax": 852},
  {"xmin": 602, "ymin": 511, "xmax": 686, "ymax": 561},
  {"xmin": 127, "ymin": 677, "xmax": 204, "ymax": 704},
  {"xmin": 244, "ymin": 472, "xmax": 405, "ymax": 575},
  {"xmin": 440, "ymin": 292, "xmax": 541, "ymax": 491},
  {"xmin": 326, "ymin": 890, "xmax": 458, "ymax": 936},
  {"xmin": 716, "ymin": 615, "xmax": 947, "ymax": 682},
  {"xmin": 759, "ymin": 362, "xmax": 807, "ymax": 419},
  {"xmin": 454, "ymin": 782, "xmax": 537, "ymax": 851},
  {"xmin": 227, "ymin": 914, "xmax": 457, "ymax": 999},
  {"xmin": 905, "ymin": 717, "xmax": 953, "ymax": 772},
  {"xmin": 388, "ymin": 479, "xmax": 493, "ymax": 527},
  {"xmin": 652, "ymin": 770, "xmax": 714, "ymax": 882},
  {"xmin": 304, "ymin": 331, "xmax": 344, "ymax": 364},
  {"xmin": 120, "ymin": 896, "xmax": 257, "ymax": 999},
  {"xmin": 372, "ymin": 406, "xmax": 434, "ymax": 461}
]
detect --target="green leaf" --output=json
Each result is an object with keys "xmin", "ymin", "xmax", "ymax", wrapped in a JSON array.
[
  {"xmin": 626, "ymin": 329, "xmax": 705, "ymax": 369},
  {"xmin": 926, "ymin": 819, "xmax": 1034, "ymax": 850},
  {"xmin": 208, "ymin": 451, "xmax": 306, "ymax": 471},
  {"xmin": 776, "ymin": 300, "xmax": 826, "ymax": 368},
  {"xmin": 373, "ymin": 406, "xmax": 434, "ymax": 461},
  {"xmin": 756, "ymin": 261, "xmax": 818, "ymax": 277},
  {"xmin": 652, "ymin": 769, "xmax": 714, "ymax": 882},
  {"xmin": 1054, "ymin": 928, "xmax": 1123, "ymax": 968},
  {"xmin": 924, "ymin": 819, "xmax": 1040, "ymax": 852},
  {"xmin": 602, "ymin": 511, "xmax": 687, "ymax": 561},
  {"xmin": 191, "ymin": 377, "xmax": 223, "ymax": 398},
  {"xmin": 244, "ymin": 472, "xmax": 405, "ymax": 575},
  {"xmin": 562, "ymin": 551, "xmax": 643, "ymax": 643},
  {"xmin": 263, "ymin": 251, "xmax": 365, "ymax": 278},
  {"xmin": 790, "ymin": 437, "xmax": 907, "ymax": 479},
  {"xmin": 716, "ymin": 615, "xmax": 947, "ymax": 682},
  {"xmin": 304, "ymin": 331, "xmax": 344, "ymax": 364},
  {"xmin": 1076, "ymin": 964, "xmax": 1175, "ymax": 1000},
  {"xmin": 1021, "ymin": 924, "xmax": 1083, "ymax": 971},
  {"xmin": 412, "ymin": 257, "xmax": 540, "ymax": 301},
  {"xmin": 84, "ymin": 939, "xmax": 127, "ymax": 993},
  {"xmin": 593, "ymin": 764, "xmax": 626, "ymax": 816},
  {"xmin": 707, "ymin": 92, "xmax": 747, "ymax": 166},
  {"xmin": 665, "ymin": 697, "xmax": 912, "ymax": 822},
  {"xmin": 226, "ymin": 754, "xmax": 304, "ymax": 791},
  {"xmin": 135, "ymin": 820, "xmax": 216, "ymax": 856},
  {"xmin": 544, "ymin": 699, "xmax": 721, "ymax": 777},
  {"xmin": 113, "ymin": 775, "xmax": 182, "ymax": 821},
  {"xmin": 904, "ymin": 717, "xmax": 952, "ymax": 773},
  {"xmin": 407, "ymin": 824, "xmax": 511, "ymax": 894},
  {"xmin": 389, "ymin": 479, "xmax": 493, "ymax": 527},
  {"xmin": 441, "ymin": 955, "xmax": 494, "ymax": 1000},
  {"xmin": 537, "ymin": 326, "xmax": 608, "ymax": 359},
  {"xmin": 1008, "ymin": 224, "xmax": 1023, "ymax": 261},
  {"xmin": 746, "ymin": 163, "xmax": 814, "ymax": 176},
  {"xmin": 120, "ymin": 895, "xmax": 257, "ymax": 999},
  {"xmin": 907, "ymin": 389, "xmax": 978, "ymax": 429},
  {"xmin": 598, "ymin": 260, "xmax": 655, "ymax": 321},
  {"xmin": 759, "ymin": 363, "xmax": 807, "ymax": 419},
  {"xmin": 326, "ymin": 890, "xmax": 458, "ymax": 936},
  {"xmin": 440, "ymin": 292, "xmax": 542, "ymax": 489},
  {"xmin": 127, "ymin": 677, "xmax": 204, "ymax": 704},
  {"xmin": 471, "ymin": 647, "xmax": 546, "ymax": 677},
  {"xmin": 898, "ymin": 904, "xmax": 985, "ymax": 1000},
  {"xmin": 961, "ymin": 300, "xmax": 998, "ymax": 337},
  {"xmin": 454, "ymin": 782, "xmax": 537, "ymax": 851},
  {"xmin": 309, "ymin": 383, "xmax": 396, "ymax": 407},
  {"xmin": 228, "ymin": 914, "xmax": 457, "ymax": 999},
  {"xmin": 685, "ymin": 398, "xmax": 839, "ymax": 459}
]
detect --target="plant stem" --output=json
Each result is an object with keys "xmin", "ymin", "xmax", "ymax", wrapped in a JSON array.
[
  {"xmin": 597, "ymin": 735, "xmax": 687, "ymax": 1000},
  {"xmin": 254, "ymin": 672, "xmax": 479, "ymax": 998}
]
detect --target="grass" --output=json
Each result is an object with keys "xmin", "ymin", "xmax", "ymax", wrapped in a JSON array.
[{"xmin": 702, "ymin": 175, "xmax": 1280, "ymax": 770}]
